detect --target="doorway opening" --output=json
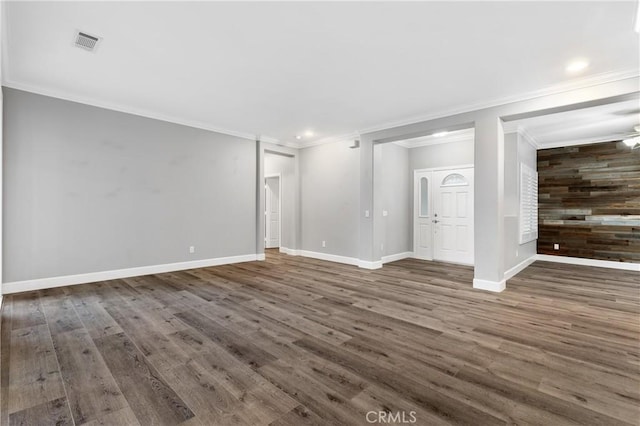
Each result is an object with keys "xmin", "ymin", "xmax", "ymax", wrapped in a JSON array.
[
  {"xmin": 376, "ymin": 127, "xmax": 475, "ymax": 267},
  {"xmin": 265, "ymin": 174, "xmax": 281, "ymax": 249}
]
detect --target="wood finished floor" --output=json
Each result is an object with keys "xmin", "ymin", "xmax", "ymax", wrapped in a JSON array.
[{"xmin": 1, "ymin": 250, "xmax": 639, "ymax": 426}]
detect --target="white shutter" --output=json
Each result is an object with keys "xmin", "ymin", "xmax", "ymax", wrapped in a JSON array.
[{"xmin": 519, "ymin": 163, "xmax": 538, "ymax": 244}]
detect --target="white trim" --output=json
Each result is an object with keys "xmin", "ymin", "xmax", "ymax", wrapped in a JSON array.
[
  {"xmin": 358, "ymin": 69, "xmax": 640, "ymax": 135},
  {"xmin": 473, "ymin": 278, "xmax": 506, "ymax": 293},
  {"xmin": 256, "ymin": 254, "xmax": 266, "ymax": 261},
  {"xmin": 5, "ymin": 69, "xmax": 638, "ymax": 151},
  {"xmin": 535, "ymin": 254, "xmax": 640, "ymax": 272},
  {"xmin": 413, "ymin": 164, "xmax": 475, "ymax": 173},
  {"xmin": 358, "ymin": 260, "xmax": 383, "ymax": 270},
  {"xmin": 536, "ymin": 135, "xmax": 627, "ymax": 150},
  {"xmin": 3, "ymin": 80, "xmax": 281, "ymax": 145},
  {"xmin": 279, "ymin": 247, "xmax": 300, "ymax": 256},
  {"xmin": 381, "ymin": 252, "xmax": 413, "ymax": 264},
  {"xmin": 516, "ymin": 127, "xmax": 540, "ymax": 149},
  {"xmin": 393, "ymin": 129, "xmax": 475, "ymax": 149},
  {"xmin": 296, "ymin": 132, "xmax": 360, "ymax": 149},
  {"xmin": 284, "ymin": 249, "xmax": 383, "ymax": 270},
  {"xmin": 1, "ymin": 254, "xmax": 260, "ymax": 295},
  {"xmin": 503, "ymin": 255, "xmax": 537, "ymax": 281},
  {"xmin": 297, "ymin": 250, "xmax": 360, "ymax": 266}
]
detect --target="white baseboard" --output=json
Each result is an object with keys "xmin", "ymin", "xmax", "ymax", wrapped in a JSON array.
[
  {"xmin": 473, "ymin": 278, "xmax": 506, "ymax": 293},
  {"xmin": 256, "ymin": 254, "xmax": 266, "ymax": 261},
  {"xmin": 1, "ymin": 254, "xmax": 260, "ymax": 295},
  {"xmin": 536, "ymin": 254, "xmax": 640, "ymax": 271},
  {"xmin": 279, "ymin": 247, "xmax": 300, "ymax": 256},
  {"xmin": 358, "ymin": 260, "xmax": 383, "ymax": 270},
  {"xmin": 504, "ymin": 255, "xmax": 537, "ymax": 281},
  {"xmin": 297, "ymin": 250, "xmax": 360, "ymax": 267},
  {"xmin": 288, "ymin": 249, "xmax": 383, "ymax": 270},
  {"xmin": 381, "ymin": 251, "xmax": 413, "ymax": 264}
]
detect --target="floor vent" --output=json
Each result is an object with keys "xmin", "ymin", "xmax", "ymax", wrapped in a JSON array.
[{"xmin": 74, "ymin": 31, "xmax": 100, "ymax": 52}]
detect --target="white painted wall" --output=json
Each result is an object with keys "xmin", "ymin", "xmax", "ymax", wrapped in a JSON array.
[
  {"xmin": 300, "ymin": 140, "xmax": 360, "ymax": 259},
  {"xmin": 378, "ymin": 143, "xmax": 411, "ymax": 258}
]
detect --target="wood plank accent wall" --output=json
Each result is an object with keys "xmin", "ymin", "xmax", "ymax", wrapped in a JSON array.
[{"xmin": 537, "ymin": 141, "xmax": 640, "ymax": 263}]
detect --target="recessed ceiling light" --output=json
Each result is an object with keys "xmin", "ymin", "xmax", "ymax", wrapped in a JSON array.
[
  {"xmin": 295, "ymin": 135, "xmax": 302, "ymax": 140},
  {"xmin": 566, "ymin": 60, "xmax": 589, "ymax": 74},
  {"xmin": 304, "ymin": 130, "xmax": 314, "ymax": 137},
  {"xmin": 433, "ymin": 131, "xmax": 448, "ymax": 137}
]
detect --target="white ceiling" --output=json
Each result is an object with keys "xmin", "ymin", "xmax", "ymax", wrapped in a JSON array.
[
  {"xmin": 3, "ymin": 1, "xmax": 639, "ymax": 147},
  {"xmin": 505, "ymin": 98, "xmax": 640, "ymax": 148}
]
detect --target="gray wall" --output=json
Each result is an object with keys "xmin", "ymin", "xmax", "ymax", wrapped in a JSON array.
[
  {"xmin": 300, "ymin": 140, "xmax": 360, "ymax": 258},
  {"xmin": 378, "ymin": 143, "xmax": 411, "ymax": 257},
  {"xmin": 264, "ymin": 152, "xmax": 296, "ymax": 250},
  {"xmin": 3, "ymin": 88, "xmax": 256, "ymax": 283},
  {"xmin": 504, "ymin": 132, "xmax": 537, "ymax": 271}
]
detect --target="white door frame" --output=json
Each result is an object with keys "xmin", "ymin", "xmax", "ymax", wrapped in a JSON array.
[
  {"xmin": 413, "ymin": 164, "xmax": 474, "ymax": 263},
  {"xmin": 265, "ymin": 173, "xmax": 282, "ymax": 248}
]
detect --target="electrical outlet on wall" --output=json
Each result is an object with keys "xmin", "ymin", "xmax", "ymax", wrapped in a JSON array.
[
  {"xmin": 322, "ymin": 241, "xmax": 326, "ymax": 248},
  {"xmin": 189, "ymin": 246, "xmax": 195, "ymax": 254},
  {"xmin": 553, "ymin": 243, "xmax": 559, "ymax": 250}
]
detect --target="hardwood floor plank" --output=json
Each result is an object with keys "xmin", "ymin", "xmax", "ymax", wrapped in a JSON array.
[
  {"xmin": 8, "ymin": 396, "xmax": 72, "ymax": 426},
  {"xmin": 7, "ymin": 325, "xmax": 66, "ymax": 414},
  {"xmin": 174, "ymin": 310, "xmax": 278, "ymax": 369},
  {"xmin": 48, "ymin": 327, "xmax": 129, "ymax": 424},
  {"xmin": 293, "ymin": 337, "xmax": 506, "ymax": 425},
  {"xmin": 92, "ymin": 332, "xmax": 195, "ymax": 425},
  {"xmin": 0, "ymin": 297, "xmax": 13, "ymax": 426},
  {"xmin": 10, "ymin": 293, "xmax": 46, "ymax": 331}
]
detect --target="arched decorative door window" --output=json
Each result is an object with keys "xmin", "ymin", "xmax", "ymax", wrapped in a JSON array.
[
  {"xmin": 419, "ymin": 177, "xmax": 429, "ymax": 217},
  {"xmin": 441, "ymin": 173, "xmax": 468, "ymax": 186}
]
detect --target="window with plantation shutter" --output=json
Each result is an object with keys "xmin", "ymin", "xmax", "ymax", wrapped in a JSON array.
[{"xmin": 519, "ymin": 163, "xmax": 538, "ymax": 244}]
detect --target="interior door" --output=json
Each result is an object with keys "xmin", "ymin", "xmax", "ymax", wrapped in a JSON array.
[
  {"xmin": 265, "ymin": 177, "xmax": 280, "ymax": 248},
  {"xmin": 413, "ymin": 171, "xmax": 433, "ymax": 260},
  {"xmin": 433, "ymin": 168, "xmax": 474, "ymax": 265}
]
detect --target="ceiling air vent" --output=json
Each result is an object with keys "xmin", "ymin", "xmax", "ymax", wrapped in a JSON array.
[{"xmin": 74, "ymin": 31, "xmax": 100, "ymax": 52}]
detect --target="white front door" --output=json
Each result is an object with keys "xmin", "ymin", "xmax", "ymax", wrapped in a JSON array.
[
  {"xmin": 432, "ymin": 168, "xmax": 474, "ymax": 265},
  {"xmin": 413, "ymin": 171, "xmax": 433, "ymax": 260},
  {"xmin": 265, "ymin": 176, "xmax": 280, "ymax": 248}
]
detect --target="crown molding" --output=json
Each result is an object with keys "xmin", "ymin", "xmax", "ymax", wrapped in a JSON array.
[
  {"xmin": 393, "ymin": 128, "xmax": 475, "ymax": 148},
  {"xmin": 536, "ymin": 134, "xmax": 625, "ymax": 150},
  {"xmin": 2, "ymin": 78, "xmax": 282, "ymax": 144},
  {"xmin": 515, "ymin": 126, "xmax": 541, "ymax": 149},
  {"xmin": 358, "ymin": 68, "xmax": 640, "ymax": 136},
  {"xmin": 3, "ymin": 66, "xmax": 637, "ymax": 151},
  {"xmin": 296, "ymin": 132, "xmax": 360, "ymax": 150}
]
